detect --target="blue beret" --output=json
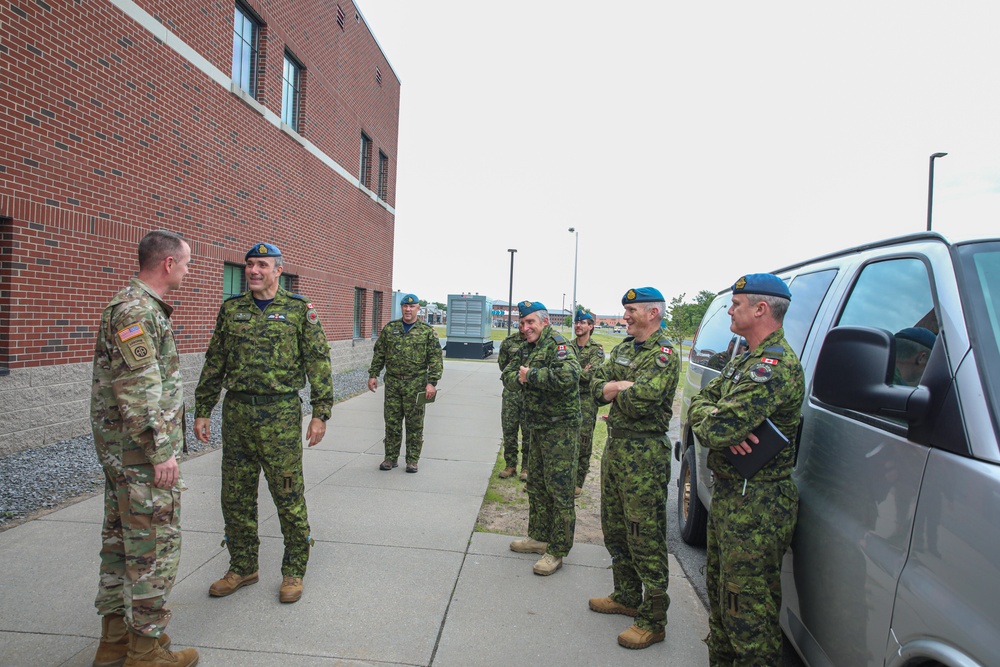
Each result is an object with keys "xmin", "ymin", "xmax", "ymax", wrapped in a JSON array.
[
  {"xmin": 732, "ymin": 273, "xmax": 790, "ymax": 300},
  {"xmin": 518, "ymin": 300, "xmax": 546, "ymax": 317},
  {"xmin": 245, "ymin": 243, "xmax": 282, "ymax": 260},
  {"xmin": 895, "ymin": 327, "xmax": 936, "ymax": 349},
  {"xmin": 574, "ymin": 310, "xmax": 594, "ymax": 322},
  {"xmin": 400, "ymin": 293, "xmax": 419, "ymax": 305},
  {"xmin": 622, "ymin": 287, "xmax": 664, "ymax": 305}
]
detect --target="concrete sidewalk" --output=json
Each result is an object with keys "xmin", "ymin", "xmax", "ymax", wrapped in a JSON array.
[{"xmin": 0, "ymin": 359, "xmax": 708, "ymax": 666}]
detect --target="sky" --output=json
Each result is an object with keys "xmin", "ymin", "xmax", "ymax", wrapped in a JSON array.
[{"xmin": 357, "ymin": 1, "xmax": 1000, "ymax": 317}]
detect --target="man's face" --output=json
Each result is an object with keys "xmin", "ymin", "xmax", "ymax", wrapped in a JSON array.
[
  {"xmin": 401, "ymin": 303, "xmax": 420, "ymax": 324},
  {"xmin": 165, "ymin": 241, "xmax": 192, "ymax": 292},
  {"xmin": 519, "ymin": 313, "xmax": 546, "ymax": 343},
  {"xmin": 728, "ymin": 294, "xmax": 757, "ymax": 336},
  {"xmin": 623, "ymin": 304, "xmax": 651, "ymax": 336},
  {"xmin": 245, "ymin": 257, "xmax": 282, "ymax": 296},
  {"xmin": 574, "ymin": 319, "xmax": 593, "ymax": 338}
]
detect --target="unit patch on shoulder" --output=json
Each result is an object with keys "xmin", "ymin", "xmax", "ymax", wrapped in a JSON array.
[
  {"xmin": 115, "ymin": 324, "xmax": 155, "ymax": 370},
  {"xmin": 749, "ymin": 362, "xmax": 773, "ymax": 383},
  {"xmin": 556, "ymin": 344, "xmax": 568, "ymax": 360},
  {"xmin": 117, "ymin": 324, "xmax": 143, "ymax": 342},
  {"xmin": 655, "ymin": 352, "xmax": 671, "ymax": 368},
  {"xmin": 307, "ymin": 308, "xmax": 319, "ymax": 325}
]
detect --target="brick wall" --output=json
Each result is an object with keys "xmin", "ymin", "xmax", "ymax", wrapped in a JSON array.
[{"xmin": 0, "ymin": 0, "xmax": 399, "ymax": 454}]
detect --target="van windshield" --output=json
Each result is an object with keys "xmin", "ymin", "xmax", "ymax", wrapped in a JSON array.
[{"xmin": 956, "ymin": 241, "xmax": 1000, "ymax": 436}]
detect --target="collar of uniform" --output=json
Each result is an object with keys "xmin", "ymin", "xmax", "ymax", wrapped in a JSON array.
[
  {"xmin": 749, "ymin": 327, "xmax": 786, "ymax": 359},
  {"xmin": 130, "ymin": 277, "xmax": 172, "ymax": 317}
]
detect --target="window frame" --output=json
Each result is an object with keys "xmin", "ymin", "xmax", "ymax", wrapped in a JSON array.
[
  {"xmin": 377, "ymin": 150, "xmax": 389, "ymax": 201},
  {"xmin": 281, "ymin": 50, "xmax": 303, "ymax": 131},
  {"xmin": 353, "ymin": 287, "xmax": 366, "ymax": 338},
  {"xmin": 359, "ymin": 133, "xmax": 373, "ymax": 190},
  {"xmin": 372, "ymin": 290, "xmax": 383, "ymax": 337},
  {"xmin": 232, "ymin": 3, "xmax": 261, "ymax": 97}
]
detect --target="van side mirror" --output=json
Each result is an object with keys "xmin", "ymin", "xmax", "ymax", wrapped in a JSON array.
[{"xmin": 812, "ymin": 326, "xmax": 930, "ymax": 421}]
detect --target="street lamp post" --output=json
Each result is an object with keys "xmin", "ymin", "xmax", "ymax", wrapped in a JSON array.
[
  {"xmin": 927, "ymin": 152, "xmax": 947, "ymax": 232},
  {"xmin": 507, "ymin": 249, "xmax": 517, "ymax": 336},
  {"xmin": 568, "ymin": 227, "xmax": 578, "ymax": 322}
]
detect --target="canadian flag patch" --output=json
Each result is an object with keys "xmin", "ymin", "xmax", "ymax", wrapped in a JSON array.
[
  {"xmin": 762, "ymin": 357, "xmax": 779, "ymax": 365},
  {"xmin": 661, "ymin": 346, "xmax": 672, "ymax": 354}
]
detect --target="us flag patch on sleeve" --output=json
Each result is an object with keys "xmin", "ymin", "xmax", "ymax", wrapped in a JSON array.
[{"xmin": 117, "ymin": 324, "xmax": 143, "ymax": 342}]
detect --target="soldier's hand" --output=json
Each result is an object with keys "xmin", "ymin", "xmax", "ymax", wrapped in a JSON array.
[
  {"xmin": 368, "ymin": 377, "xmax": 378, "ymax": 392},
  {"xmin": 153, "ymin": 455, "xmax": 179, "ymax": 489},
  {"xmin": 729, "ymin": 432, "xmax": 759, "ymax": 456},
  {"xmin": 518, "ymin": 365, "xmax": 530, "ymax": 384},
  {"xmin": 305, "ymin": 418, "xmax": 326, "ymax": 447},
  {"xmin": 194, "ymin": 417, "xmax": 211, "ymax": 443},
  {"xmin": 425, "ymin": 384, "xmax": 437, "ymax": 400}
]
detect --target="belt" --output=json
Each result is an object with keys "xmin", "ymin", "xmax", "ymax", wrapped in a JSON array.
[
  {"xmin": 607, "ymin": 426, "xmax": 664, "ymax": 440},
  {"xmin": 226, "ymin": 390, "xmax": 299, "ymax": 405},
  {"xmin": 387, "ymin": 373, "xmax": 424, "ymax": 381}
]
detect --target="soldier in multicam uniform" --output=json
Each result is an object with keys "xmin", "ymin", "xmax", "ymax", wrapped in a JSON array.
[
  {"xmin": 368, "ymin": 293, "xmax": 444, "ymax": 473},
  {"xmin": 571, "ymin": 309, "xmax": 604, "ymax": 496},
  {"xmin": 687, "ymin": 273, "xmax": 805, "ymax": 667},
  {"xmin": 194, "ymin": 242, "xmax": 333, "ymax": 605},
  {"xmin": 588, "ymin": 287, "xmax": 680, "ymax": 650},
  {"xmin": 90, "ymin": 230, "xmax": 199, "ymax": 667},
  {"xmin": 503, "ymin": 300, "xmax": 581, "ymax": 576},
  {"xmin": 497, "ymin": 328, "xmax": 528, "ymax": 480}
]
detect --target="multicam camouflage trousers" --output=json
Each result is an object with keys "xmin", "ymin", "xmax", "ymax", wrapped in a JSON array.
[
  {"xmin": 576, "ymin": 397, "xmax": 598, "ymax": 487},
  {"xmin": 706, "ymin": 475, "xmax": 798, "ymax": 666},
  {"xmin": 600, "ymin": 434, "xmax": 671, "ymax": 633},
  {"xmin": 525, "ymin": 424, "xmax": 579, "ymax": 558},
  {"xmin": 221, "ymin": 394, "xmax": 311, "ymax": 578},
  {"xmin": 95, "ymin": 457, "xmax": 181, "ymax": 638},
  {"xmin": 501, "ymin": 388, "xmax": 527, "ymax": 469},
  {"xmin": 383, "ymin": 376, "xmax": 428, "ymax": 463}
]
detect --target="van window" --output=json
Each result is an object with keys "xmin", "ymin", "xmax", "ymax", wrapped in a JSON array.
[
  {"xmin": 837, "ymin": 258, "xmax": 938, "ymax": 387},
  {"xmin": 785, "ymin": 269, "xmax": 837, "ymax": 357},
  {"xmin": 690, "ymin": 295, "xmax": 741, "ymax": 370},
  {"xmin": 956, "ymin": 241, "xmax": 1000, "ymax": 438}
]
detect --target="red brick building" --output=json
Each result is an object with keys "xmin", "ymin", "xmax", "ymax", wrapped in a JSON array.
[{"xmin": 0, "ymin": 0, "xmax": 399, "ymax": 455}]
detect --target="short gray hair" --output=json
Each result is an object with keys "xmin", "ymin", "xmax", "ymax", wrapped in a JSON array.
[
  {"xmin": 759, "ymin": 295, "xmax": 789, "ymax": 322},
  {"xmin": 644, "ymin": 301, "xmax": 666, "ymax": 323}
]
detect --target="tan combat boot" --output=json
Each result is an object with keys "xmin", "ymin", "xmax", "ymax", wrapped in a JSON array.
[
  {"xmin": 519, "ymin": 468, "xmax": 528, "ymax": 482},
  {"xmin": 280, "ymin": 575, "xmax": 304, "ymax": 603},
  {"xmin": 588, "ymin": 596, "xmax": 638, "ymax": 617},
  {"xmin": 208, "ymin": 570, "xmax": 258, "ymax": 597},
  {"xmin": 533, "ymin": 553, "xmax": 563, "ymax": 576},
  {"xmin": 509, "ymin": 537, "xmax": 547, "ymax": 554},
  {"xmin": 574, "ymin": 486, "xmax": 583, "ymax": 497},
  {"xmin": 498, "ymin": 466, "xmax": 517, "ymax": 479},
  {"xmin": 93, "ymin": 614, "xmax": 171, "ymax": 667},
  {"xmin": 123, "ymin": 633, "xmax": 199, "ymax": 666},
  {"xmin": 617, "ymin": 624, "xmax": 665, "ymax": 650}
]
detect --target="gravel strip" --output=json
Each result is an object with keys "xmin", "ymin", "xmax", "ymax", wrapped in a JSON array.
[{"xmin": 0, "ymin": 368, "xmax": 373, "ymax": 530}]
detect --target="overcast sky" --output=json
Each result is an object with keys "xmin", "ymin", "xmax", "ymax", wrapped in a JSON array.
[{"xmin": 357, "ymin": 1, "xmax": 1000, "ymax": 317}]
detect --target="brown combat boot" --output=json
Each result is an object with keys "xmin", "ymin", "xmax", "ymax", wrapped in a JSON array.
[
  {"xmin": 519, "ymin": 468, "xmax": 528, "ymax": 482},
  {"xmin": 208, "ymin": 570, "xmax": 258, "ymax": 597},
  {"xmin": 280, "ymin": 575, "xmax": 304, "ymax": 603},
  {"xmin": 123, "ymin": 633, "xmax": 198, "ymax": 666},
  {"xmin": 588, "ymin": 596, "xmax": 638, "ymax": 617},
  {"xmin": 93, "ymin": 615, "xmax": 171, "ymax": 667},
  {"xmin": 498, "ymin": 466, "xmax": 517, "ymax": 479},
  {"xmin": 533, "ymin": 553, "xmax": 563, "ymax": 576},
  {"xmin": 617, "ymin": 624, "xmax": 665, "ymax": 649},
  {"xmin": 509, "ymin": 537, "xmax": 547, "ymax": 554}
]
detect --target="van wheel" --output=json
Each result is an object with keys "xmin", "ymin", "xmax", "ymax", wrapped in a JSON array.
[{"xmin": 678, "ymin": 445, "xmax": 708, "ymax": 546}]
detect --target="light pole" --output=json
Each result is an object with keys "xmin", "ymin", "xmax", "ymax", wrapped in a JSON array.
[
  {"xmin": 562, "ymin": 293, "xmax": 566, "ymax": 331},
  {"xmin": 507, "ymin": 249, "xmax": 517, "ymax": 336},
  {"xmin": 927, "ymin": 152, "xmax": 947, "ymax": 232},
  {"xmin": 568, "ymin": 227, "xmax": 578, "ymax": 323}
]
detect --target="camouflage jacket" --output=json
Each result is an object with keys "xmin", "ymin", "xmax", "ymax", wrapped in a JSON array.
[
  {"xmin": 688, "ymin": 328, "xmax": 804, "ymax": 478},
  {"xmin": 194, "ymin": 288, "xmax": 334, "ymax": 420},
  {"xmin": 498, "ymin": 332, "xmax": 527, "ymax": 394},
  {"xmin": 90, "ymin": 278, "xmax": 184, "ymax": 466},
  {"xmin": 368, "ymin": 319, "xmax": 443, "ymax": 384},
  {"xmin": 574, "ymin": 336, "xmax": 605, "ymax": 402},
  {"xmin": 591, "ymin": 334, "xmax": 679, "ymax": 434},
  {"xmin": 501, "ymin": 325, "xmax": 581, "ymax": 427}
]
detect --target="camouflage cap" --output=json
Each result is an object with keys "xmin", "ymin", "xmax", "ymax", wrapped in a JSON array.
[
  {"xmin": 518, "ymin": 300, "xmax": 546, "ymax": 317},
  {"xmin": 622, "ymin": 287, "xmax": 664, "ymax": 305},
  {"xmin": 245, "ymin": 242, "xmax": 282, "ymax": 260},
  {"xmin": 732, "ymin": 273, "xmax": 790, "ymax": 300},
  {"xmin": 400, "ymin": 293, "xmax": 419, "ymax": 305}
]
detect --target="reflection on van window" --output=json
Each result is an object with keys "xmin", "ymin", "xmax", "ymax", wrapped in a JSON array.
[
  {"xmin": 691, "ymin": 297, "xmax": 738, "ymax": 370},
  {"xmin": 838, "ymin": 258, "xmax": 938, "ymax": 387},
  {"xmin": 785, "ymin": 269, "xmax": 837, "ymax": 357}
]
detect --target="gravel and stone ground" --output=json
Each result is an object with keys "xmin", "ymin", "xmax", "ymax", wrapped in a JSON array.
[{"xmin": 0, "ymin": 368, "xmax": 372, "ymax": 531}]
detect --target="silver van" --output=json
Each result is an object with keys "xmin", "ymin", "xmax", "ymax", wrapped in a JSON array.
[{"xmin": 675, "ymin": 232, "xmax": 1000, "ymax": 667}]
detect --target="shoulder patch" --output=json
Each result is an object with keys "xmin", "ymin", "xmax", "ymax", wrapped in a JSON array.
[
  {"xmin": 556, "ymin": 344, "xmax": 568, "ymax": 360},
  {"xmin": 552, "ymin": 332, "xmax": 567, "ymax": 344},
  {"xmin": 115, "ymin": 323, "xmax": 156, "ymax": 370},
  {"xmin": 749, "ymin": 362, "xmax": 773, "ymax": 383},
  {"xmin": 307, "ymin": 308, "xmax": 319, "ymax": 325},
  {"xmin": 762, "ymin": 345, "xmax": 785, "ymax": 356},
  {"xmin": 655, "ymin": 350, "xmax": 673, "ymax": 368}
]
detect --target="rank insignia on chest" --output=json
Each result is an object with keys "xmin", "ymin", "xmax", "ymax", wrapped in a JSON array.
[
  {"xmin": 556, "ymin": 344, "xmax": 568, "ymax": 360},
  {"xmin": 731, "ymin": 372, "xmax": 742, "ymax": 383},
  {"xmin": 761, "ymin": 357, "xmax": 779, "ymax": 365},
  {"xmin": 723, "ymin": 366, "xmax": 735, "ymax": 379},
  {"xmin": 117, "ymin": 324, "xmax": 143, "ymax": 342},
  {"xmin": 266, "ymin": 313, "xmax": 287, "ymax": 321},
  {"xmin": 749, "ymin": 362, "xmax": 773, "ymax": 383}
]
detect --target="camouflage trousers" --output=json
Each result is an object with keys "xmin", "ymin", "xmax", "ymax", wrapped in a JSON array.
[
  {"xmin": 221, "ymin": 394, "xmax": 311, "ymax": 578},
  {"xmin": 383, "ymin": 376, "xmax": 428, "ymax": 463},
  {"xmin": 576, "ymin": 398, "xmax": 598, "ymax": 487},
  {"xmin": 600, "ymin": 434, "xmax": 671, "ymax": 633},
  {"xmin": 95, "ymin": 458, "xmax": 182, "ymax": 638},
  {"xmin": 525, "ymin": 424, "xmax": 579, "ymax": 558},
  {"xmin": 706, "ymin": 475, "xmax": 798, "ymax": 666},
  {"xmin": 500, "ymin": 388, "xmax": 527, "ymax": 469}
]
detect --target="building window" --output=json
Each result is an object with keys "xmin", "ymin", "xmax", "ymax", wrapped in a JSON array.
[
  {"xmin": 354, "ymin": 287, "xmax": 366, "ymax": 338},
  {"xmin": 336, "ymin": 4, "xmax": 345, "ymax": 30},
  {"xmin": 372, "ymin": 290, "xmax": 383, "ymax": 337},
  {"xmin": 279, "ymin": 272, "xmax": 294, "ymax": 293},
  {"xmin": 377, "ymin": 151, "xmax": 389, "ymax": 201},
  {"xmin": 359, "ymin": 132, "xmax": 372, "ymax": 189},
  {"xmin": 281, "ymin": 51, "xmax": 302, "ymax": 131},
  {"xmin": 232, "ymin": 3, "xmax": 260, "ymax": 96},
  {"xmin": 223, "ymin": 263, "xmax": 246, "ymax": 299}
]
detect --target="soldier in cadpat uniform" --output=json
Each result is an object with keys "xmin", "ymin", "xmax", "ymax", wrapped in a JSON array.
[
  {"xmin": 90, "ymin": 229, "xmax": 199, "ymax": 667},
  {"xmin": 503, "ymin": 300, "xmax": 581, "ymax": 576},
  {"xmin": 194, "ymin": 242, "xmax": 333, "ymax": 605},
  {"xmin": 687, "ymin": 273, "xmax": 805, "ymax": 667},
  {"xmin": 497, "ymin": 328, "xmax": 528, "ymax": 480},
  {"xmin": 572, "ymin": 309, "xmax": 604, "ymax": 496},
  {"xmin": 368, "ymin": 293, "xmax": 444, "ymax": 473},
  {"xmin": 588, "ymin": 287, "xmax": 680, "ymax": 650}
]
